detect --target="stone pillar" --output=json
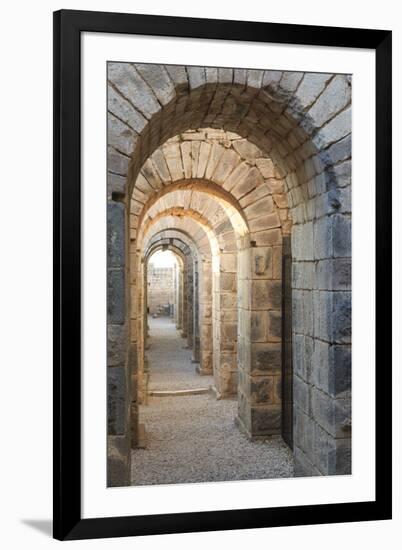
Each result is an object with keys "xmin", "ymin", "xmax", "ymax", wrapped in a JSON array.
[
  {"xmin": 213, "ymin": 252, "xmax": 238, "ymax": 397},
  {"xmin": 107, "ymin": 199, "xmax": 131, "ymax": 486},
  {"xmin": 236, "ymin": 244, "xmax": 282, "ymax": 438},
  {"xmin": 198, "ymin": 259, "xmax": 213, "ymax": 374},
  {"xmin": 292, "ymin": 212, "xmax": 351, "ymax": 476},
  {"xmin": 192, "ymin": 261, "xmax": 200, "ymax": 363},
  {"xmin": 186, "ymin": 255, "xmax": 194, "ymax": 349}
]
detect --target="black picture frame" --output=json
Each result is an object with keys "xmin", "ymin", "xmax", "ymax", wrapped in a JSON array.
[{"xmin": 53, "ymin": 9, "xmax": 392, "ymax": 541}]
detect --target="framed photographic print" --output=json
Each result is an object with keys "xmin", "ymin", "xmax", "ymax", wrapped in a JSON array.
[{"xmin": 53, "ymin": 9, "xmax": 392, "ymax": 540}]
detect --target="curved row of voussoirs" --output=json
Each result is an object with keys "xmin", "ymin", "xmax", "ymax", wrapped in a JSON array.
[
  {"xmin": 144, "ymin": 231, "xmax": 199, "ymax": 261},
  {"xmin": 128, "ymin": 144, "xmax": 292, "ymax": 235},
  {"xmin": 138, "ymin": 207, "xmax": 234, "ymax": 258},
  {"xmin": 140, "ymin": 216, "xmax": 214, "ymax": 260},
  {"xmin": 107, "ymin": 63, "xmax": 351, "ymax": 187},
  {"xmin": 144, "ymin": 236, "xmax": 193, "ymax": 261},
  {"xmin": 136, "ymin": 191, "xmax": 239, "ymax": 244}
]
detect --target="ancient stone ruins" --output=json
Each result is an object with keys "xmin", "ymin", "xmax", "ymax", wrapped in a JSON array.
[{"xmin": 107, "ymin": 63, "xmax": 351, "ymax": 487}]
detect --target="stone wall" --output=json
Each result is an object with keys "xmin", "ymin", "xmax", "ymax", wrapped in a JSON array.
[
  {"xmin": 107, "ymin": 63, "xmax": 352, "ymax": 486},
  {"xmin": 147, "ymin": 265, "xmax": 175, "ymax": 315}
]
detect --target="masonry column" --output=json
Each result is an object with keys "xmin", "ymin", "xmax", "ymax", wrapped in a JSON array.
[
  {"xmin": 107, "ymin": 198, "xmax": 132, "ymax": 486},
  {"xmin": 236, "ymin": 243, "xmax": 282, "ymax": 438}
]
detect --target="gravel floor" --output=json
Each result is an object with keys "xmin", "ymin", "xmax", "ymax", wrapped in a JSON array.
[
  {"xmin": 131, "ymin": 316, "xmax": 294, "ymax": 486},
  {"xmin": 147, "ymin": 317, "xmax": 214, "ymax": 391}
]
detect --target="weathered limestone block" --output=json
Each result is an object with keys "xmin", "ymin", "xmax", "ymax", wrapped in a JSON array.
[
  {"xmin": 250, "ymin": 312, "xmax": 268, "ymax": 342},
  {"xmin": 108, "ymin": 268, "xmax": 125, "ymax": 324},
  {"xmin": 313, "ymin": 107, "xmax": 351, "ymax": 149},
  {"xmin": 231, "ymin": 167, "xmax": 263, "ymax": 199},
  {"xmin": 107, "ymin": 366, "xmax": 128, "ymax": 435},
  {"xmin": 251, "ymin": 280, "xmax": 281, "ymax": 310},
  {"xmin": 108, "ymin": 63, "xmax": 160, "ymax": 119},
  {"xmin": 251, "ymin": 376, "xmax": 275, "ymax": 404},
  {"xmin": 250, "ymin": 404, "xmax": 281, "ymax": 435},
  {"xmin": 108, "ymin": 113, "xmax": 137, "ymax": 156},
  {"xmin": 251, "ymin": 247, "xmax": 273, "ymax": 278},
  {"xmin": 151, "ymin": 148, "xmax": 171, "ymax": 181},
  {"xmin": 292, "ymin": 73, "xmax": 332, "ymax": 111},
  {"xmin": 135, "ymin": 64, "xmax": 175, "ymax": 106},
  {"xmin": 163, "ymin": 142, "xmax": 184, "ymax": 181},
  {"xmin": 141, "ymin": 161, "xmax": 163, "ymax": 190},
  {"xmin": 108, "ymin": 84, "xmax": 147, "ymax": 134},
  {"xmin": 308, "ymin": 75, "xmax": 351, "ymax": 128},
  {"xmin": 251, "ymin": 228, "xmax": 282, "ymax": 247},
  {"xmin": 333, "ymin": 214, "xmax": 351, "ymax": 257},
  {"xmin": 249, "ymin": 212, "xmax": 281, "ymax": 233},
  {"xmin": 212, "ymin": 148, "xmax": 240, "ymax": 183},
  {"xmin": 267, "ymin": 310, "xmax": 281, "ymax": 342},
  {"xmin": 108, "ymin": 148, "xmax": 129, "ymax": 176},
  {"xmin": 165, "ymin": 65, "xmax": 189, "ymax": 93},
  {"xmin": 311, "ymin": 388, "xmax": 351, "ymax": 439},
  {"xmin": 107, "ymin": 324, "xmax": 128, "ymax": 367},
  {"xmin": 107, "ymin": 435, "xmax": 130, "ymax": 487},
  {"xmin": 186, "ymin": 66, "xmax": 206, "ymax": 90},
  {"xmin": 197, "ymin": 141, "xmax": 212, "ymax": 178},
  {"xmin": 250, "ymin": 343, "xmax": 281, "ymax": 374}
]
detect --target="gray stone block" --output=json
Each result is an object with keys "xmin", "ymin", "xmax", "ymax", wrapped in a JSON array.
[
  {"xmin": 107, "ymin": 202, "xmax": 125, "ymax": 268},
  {"xmin": 332, "ymin": 291, "xmax": 351, "ymax": 343},
  {"xmin": 108, "ymin": 268, "xmax": 125, "ymax": 324},
  {"xmin": 108, "ymin": 366, "xmax": 128, "ymax": 435},
  {"xmin": 329, "ymin": 344, "xmax": 351, "ymax": 397},
  {"xmin": 250, "ymin": 405, "xmax": 281, "ymax": 434},
  {"xmin": 328, "ymin": 437, "xmax": 352, "ymax": 475},
  {"xmin": 107, "ymin": 434, "xmax": 131, "ymax": 487},
  {"xmin": 333, "ymin": 214, "xmax": 351, "ymax": 257},
  {"xmin": 107, "ymin": 324, "xmax": 128, "ymax": 367},
  {"xmin": 251, "ymin": 343, "xmax": 281, "ymax": 374}
]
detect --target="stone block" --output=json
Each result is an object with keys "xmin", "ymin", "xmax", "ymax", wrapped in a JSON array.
[
  {"xmin": 108, "ymin": 63, "xmax": 160, "ymax": 119},
  {"xmin": 108, "ymin": 268, "xmax": 125, "ymax": 324},
  {"xmin": 135, "ymin": 64, "xmax": 175, "ymax": 106},
  {"xmin": 249, "ymin": 213, "xmax": 281, "ymax": 233},
  {"xmin": 108, "ymin": 84, "xmax": 147, "ymax": 134},
  {"xmin": 328, "ymin": 437, "xmax": 352, "ymax": 475},
  {"xmin": 316, "ymin": 258, "xmax": 351, "ymax": 290},
  {"xmin": 250, "ymin": 343, "xmax": 281, "ymax": 374},
  {"xmin": 251, "ymin": 228, "xmax": 282, "ymax": 247},
  {"xmin": 294, "ymin": 73, "xmax": 332, "ymax": 110},
  {"xmin": 293, "ymin": 445, "xmax": 321, "ymax": 477},
  {"xmin": 329, "ymin": 344, "xmax": 351, "ymax": 397},
  {"xmin": 333, "ymin": 214, "xmax": 351, "ymax": 257},
  {"xmin": 250, "ymin": 376, "xmax": 275, "ymax": 404},
  {"xmin": 293, "ymin": 375, "xmax": 311, "ymax": 415},
  {"xmin": 308, "ymin": 75, "xmax": 351, "ymax": 128},
  {"xmin": 107, "ymin": 366, "xmax": 128, "ymax": 435},
  {"xmin": 313, "ymin": 107, "xmax": 351, "ymax": 149},
  {"xmin": 107, "ymin": 202, "xmax": 126, "ymax": 268},
  {"xmin": 107, "ymin": 324, "xmax": 128, "ymax": 367},
  {"xmin": 186, "ymin": 66, "xmax": 206, "ymax": 90},
  {"xmin": 108, "ymin": 148, "xmax": 129, "ymax": 176},
  {"xmin": 313, "ymin": 217, "xmax": 333, "ymax": 260},
  {"xmin": 251, "ymin": 247, "xmax": 273, "ymax": 278},
  {"xmin": 251, "ymin": 280, "xmax": 281, "ymax": 309},
  {"xmin": 332, "ymin": 291, "xmax": 351, "ymax": 343},
  {"xmin": 107, "ymin": 113, "xmax": 136, "ymax": 156},
  {"xmin": 311, "ymin": 387, "xmax": 351, "ymax": 438},
  {"xmin": 267, "ymin": 310, "xmax": 282, "ymax": 342},
  {"xmin": 251, "ymin": 312, "xmax": 268, "ymax": 342},
  {"xmin": 107, "ymin": 434, "xmax": 130, "ymax": 487},
  {"xmin": 250, "ymin": 405, "xmax": 281, "ymax": 434}
]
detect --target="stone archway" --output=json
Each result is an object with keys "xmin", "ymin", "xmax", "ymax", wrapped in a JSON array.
[{"xmin": 107, "ymin": 64, "xmax": 351, "ymax": 486}]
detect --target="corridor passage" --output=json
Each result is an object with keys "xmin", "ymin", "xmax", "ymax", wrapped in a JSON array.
[{"xmin": 131, "ymin": 317, "xmax": 294, "ymax": 486}]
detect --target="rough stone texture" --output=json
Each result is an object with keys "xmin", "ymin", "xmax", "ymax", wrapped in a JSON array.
[{"xmin": 107, "ymin": 63, "xmax": 353, "ymax": 484}]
